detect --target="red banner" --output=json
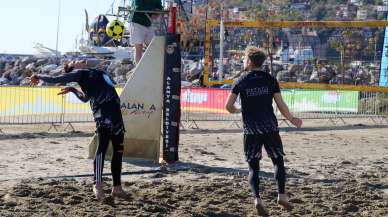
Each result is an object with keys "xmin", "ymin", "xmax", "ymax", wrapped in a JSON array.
[
  {"xmin": 167, "ymin": 4, "xmax": 177, "ymax": 34},
  {"xmin": 181, "ymin": 87, "xmax": 230, "ymax": 113}
]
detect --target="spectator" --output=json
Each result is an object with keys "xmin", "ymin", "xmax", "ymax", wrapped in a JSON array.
[
  {"xmin": 298, "ymin": 60, "xmax": 314, "ymax": 82},
  {"xmin": 185, "ymin": 59, "xmax": 203, "ymax": 82},
  {"xmin": 129, "ymin": 0, "xmax": 163, "ymax": 64}
]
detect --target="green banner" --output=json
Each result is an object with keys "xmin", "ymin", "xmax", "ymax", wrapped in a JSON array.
[{"xmin": 281, "ymin": 89, "xmax": 359, "ymax": 113}]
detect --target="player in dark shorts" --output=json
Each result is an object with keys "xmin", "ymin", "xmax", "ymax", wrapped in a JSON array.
[
  {"xmin": 29, "ymin": 60, "xmax": 127, "ymax": 200},
  {"xmin": 225, "ymin": 46, "xmax": 302, "ymax": 216}
]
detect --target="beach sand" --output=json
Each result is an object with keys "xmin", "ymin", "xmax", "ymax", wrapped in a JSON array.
[{"xmin": 0, "ymin": 121, "xmax": 387, "ymax": 217}]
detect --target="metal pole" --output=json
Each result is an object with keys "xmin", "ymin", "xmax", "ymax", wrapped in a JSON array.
[
  {"xmin": 374, "ymin": 33, "xmax": 377, "ymax": 63},
  {"xmin": 55, "ymin": 0, "xmax": 61, "ymax": 60},
  {"xmin": 204, "ymin": 0, "xmax": 209, "ymax": 57},
  {"xmin": 218, "ymin": 1, "xmax": 225, "ymax": 81}
]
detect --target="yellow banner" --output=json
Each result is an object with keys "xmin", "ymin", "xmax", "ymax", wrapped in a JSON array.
[
  {"xmin": 0, "ymin": 87, "xmax": 62, "ymax": 116},
  {"xmin": 0, "ymin": 87, "xmax": 124, "ymax": 116}
]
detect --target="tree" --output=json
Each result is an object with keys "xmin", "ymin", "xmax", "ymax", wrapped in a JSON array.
[{"xmin": 311, "ymin": 6, "xmax": 327, "ymax": 20}]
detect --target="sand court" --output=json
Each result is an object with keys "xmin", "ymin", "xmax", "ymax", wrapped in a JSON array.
[{"xmin": 0, "ymin": 122, "xmax": 387, "ymax": 216}]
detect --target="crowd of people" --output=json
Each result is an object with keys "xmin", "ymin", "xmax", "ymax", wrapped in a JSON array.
[
  {"xmin": 181, "ymin": 56, "xmax": 381, "ymax": 88},
  {"xmin": 274, "ymin": 60, "xmax": 379, "ymax": 85}
]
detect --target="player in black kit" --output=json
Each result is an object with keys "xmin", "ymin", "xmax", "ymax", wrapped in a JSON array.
[
  {"xmin": 30, "ymin": 60, "xmax": 126, "ymax": 200},
  {"xmin": 225, "ymin": 47, "xmax": 302, "ymax": 216}
]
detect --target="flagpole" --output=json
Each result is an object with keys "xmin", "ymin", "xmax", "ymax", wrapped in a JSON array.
[{"xmin": 55, "ymin": 0, "xmax": 61, "ymax": 59}]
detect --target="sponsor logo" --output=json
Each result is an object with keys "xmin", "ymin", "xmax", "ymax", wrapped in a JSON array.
[
  {"xmin": 166, "ymin": 42, "xmax": 178, "ymax": 55},
  {"xmin": 181, "ymin": 90, "xmax": 208, "ymax": 103},
  {"xmin": 322, "ymin": 92, "xmax": 340, "ymax": 104},
  {"xmin": 246, "ymin": 87, "xmax": 270, "ymax": 96},
  {"xmin": 120, "ymin": 102, "xmax": 157, "ymax": 118}
]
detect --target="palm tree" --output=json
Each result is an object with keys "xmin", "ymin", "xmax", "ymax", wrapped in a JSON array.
[{"xmin": 330, "ymin": 29, "xmax": 363, "ymax": 83}]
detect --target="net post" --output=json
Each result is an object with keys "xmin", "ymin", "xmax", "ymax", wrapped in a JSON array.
[{"xmin": 162, "ymin": 6, "xmax": 181, "ymax": 163}]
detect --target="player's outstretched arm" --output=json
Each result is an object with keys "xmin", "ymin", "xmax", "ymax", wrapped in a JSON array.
[
  {"xmin": 28, "ymin": 69, "xmax": 84, "ymax": 86},
  {"xmin": 274, "ymin": 93, "xmax": 302, "ymax": 128},
  {"xmin": 37, "ymin": 70, "xmax": 83, "ymax": 84},
  {"xmin": 58, "ymin": 87, "xmax": 89, "ymax": 103}
]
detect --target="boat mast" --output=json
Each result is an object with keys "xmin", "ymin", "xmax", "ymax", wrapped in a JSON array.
[{"xmin": 55, "ymin": 0, "xmax": 61, "ymax": 59}]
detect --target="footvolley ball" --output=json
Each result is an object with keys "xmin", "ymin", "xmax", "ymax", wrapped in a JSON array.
[{"xmin": 106, "ymin": 20, "xmax": 125, "ymax": 40}]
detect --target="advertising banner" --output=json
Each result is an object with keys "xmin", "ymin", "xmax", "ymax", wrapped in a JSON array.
[
  {"xmin": 181, "ymin": 88, "xmax": 359, "ymax": 113},
  {"xmin": 181, "ymin": 87, "xmax": 230, "ymax": 113},
  {"xmin": 281, "ymin": 89, "xmax": 359, "ymax": 113},
  {"xmin": 379, "ymin": 14, "xmax": 388, "ymax": 87}
]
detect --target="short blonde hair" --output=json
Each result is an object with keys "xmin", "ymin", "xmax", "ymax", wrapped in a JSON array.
[{"xmin": 245, "ymin": 46, "xmax": 267, "ymax": 67}]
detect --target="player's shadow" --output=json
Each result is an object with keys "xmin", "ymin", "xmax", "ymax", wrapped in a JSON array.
[
  {"xmin": 39, "ymin": 160, "xmax": 335, "ymax": 185},
  {"xmin": 180, "ymin": 128, "xmax": 243, "ymax": 134},
  {"xmin": 36, "ymin": 156, "xmax": 328, "ymax": 184},
  {"xmin": 162, "ymin": 161, "xmax": 346, "ymax": 183},
  {"xmin": 0, "ymin": 131, "xmax": 93, "ymax": 141},
  {"xmin": 39, "ymin": 161, "xmax": 275, "ymax": 180},
  {"xmin": 165, "ymin": 161, "xmax": 275, "ymax": 179}
]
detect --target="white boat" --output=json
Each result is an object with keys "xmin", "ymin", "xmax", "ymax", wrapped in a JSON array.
[
  {"xmin": 78, "ymin": 38, "xmax": 133, "ymax": 60},
  {"xmin": 33, "ymin": 43, "xmax": 61, "ymax": 58}
]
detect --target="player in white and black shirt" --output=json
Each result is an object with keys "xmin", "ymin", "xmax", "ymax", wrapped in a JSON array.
[
  {"xmin": 232, "ymin": 71, "xmax": 281, "ymax": 135},
  {"xmin": 226, "ymin": 46, "xmax": 302, "ymax": 216}
]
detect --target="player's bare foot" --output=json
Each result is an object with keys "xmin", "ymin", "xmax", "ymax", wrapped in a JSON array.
[
  {"xmin": 277, "ymin": 194, "xmax": 293, "ymax": 211},
  {"xmin": 93, "ymin": 184, "xmax": 105, "ymax": 200},
  {"xmin": 254, "ymin": 198, "xmax": 269, "ymax": 216},
  {"xmin": 111, "ymin": 185, "xmax": 128, "ymax": 199}
]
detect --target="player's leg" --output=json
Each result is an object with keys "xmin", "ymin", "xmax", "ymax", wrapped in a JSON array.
[
  {"xmin": 130, "ymin": 22, "xmax": 147, "ymax": 64},
  {"xmin": 134, "ymin": 44, "xmax": 143, "ymax": 64},
  {"xmin": 263, "ymin": 132, "xmax": 293, "ymax": 211},
  {"xmin": 110, "ymin": 132, "xmax": 127, "ymax": 198},
  {"xmin": 144, "ymin": 25, "xmax": 155, "ymax": 47},
  {"xmin": 244, "ymin": 134, "xmax": 268, "ymax": 216},
  {"xmin": 93, "ymin": 127, "xmax": 110, "ymax": 200}
]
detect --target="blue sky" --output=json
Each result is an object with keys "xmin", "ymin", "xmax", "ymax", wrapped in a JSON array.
[{"xmin": 0, "ymin": 0, "xmax": 120, "ymax": 54}]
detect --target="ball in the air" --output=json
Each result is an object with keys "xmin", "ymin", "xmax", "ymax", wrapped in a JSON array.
[{"xmin": 106, "ymin": 20, "xmax": 124, "ymax": 39}]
